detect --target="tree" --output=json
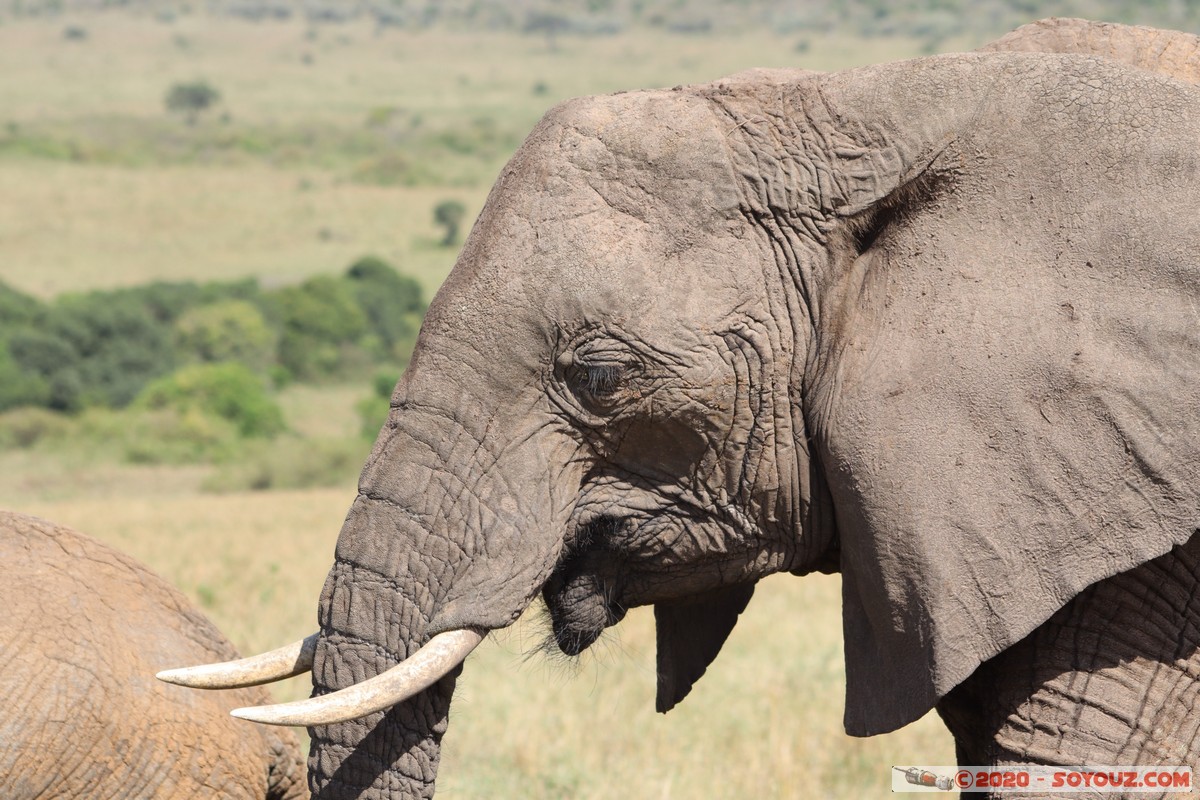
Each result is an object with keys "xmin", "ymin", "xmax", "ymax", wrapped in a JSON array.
[
  {"xmin": 0, "ymin": 279, "xmax": 43, "ymax": 330},
  {"xmin": 5, "ymin": 329, "xmax": 80, "ymax": 411},
  {"xmin": 165, "ymin": 80, "xmax": 221, "ymax": 125},
  {"xmin": 433, "ymin": 199, "xmax": 467, "ymax": 247},
  {"xmin": 8, "ymin": 295, "xmax": 174, "ymax": 411},
  {"xmin": 523, "ymin": 11, "xmax": 570, "ymax": 50},
  {"xmin": 0, "ymin": 341, "xmax": 49, "ymax": 412}
]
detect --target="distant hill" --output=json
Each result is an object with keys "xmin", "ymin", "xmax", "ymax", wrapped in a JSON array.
[{"xmin": 3, "ymin": 0, "xmax": 1198, "ymax": 48}]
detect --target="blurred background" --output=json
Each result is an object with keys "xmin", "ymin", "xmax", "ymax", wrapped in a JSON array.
[{"xmin": 0, "ymin": 1, "xmax": 1193, "ymax": 797}]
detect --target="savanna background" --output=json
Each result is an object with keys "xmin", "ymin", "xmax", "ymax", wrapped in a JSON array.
[{"xmin": 1, "ymin": 1, "xmax": 1193, "ymax": 796}]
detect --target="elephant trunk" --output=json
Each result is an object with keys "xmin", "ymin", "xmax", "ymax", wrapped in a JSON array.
[
  {"xmin": 307, "ymin": 519, "xmax": 452, "ymax": 800},
  {"xmin": 306, "ymin": 402, "xmax": 573, "ymax": 799}
]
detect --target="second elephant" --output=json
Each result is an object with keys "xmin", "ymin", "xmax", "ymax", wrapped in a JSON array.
[{"xmin": 0, "ymin": 510, "xmax": 305, "ymax": 800}]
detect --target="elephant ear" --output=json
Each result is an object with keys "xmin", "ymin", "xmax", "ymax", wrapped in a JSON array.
[
  {"xmin": 654, "ymin": 582, "xmax": 755, "ymax": 713},
  {"xmin": 803, "ymin": 56, "xmax": 1200, "ymax": 736}
]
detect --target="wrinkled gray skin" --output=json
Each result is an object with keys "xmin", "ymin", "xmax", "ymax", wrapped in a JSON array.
[
  {"xmin": 303, "ymin": 27, "xmax": 1200, "ymax": 800},
  {"xmin": 980, "ymin": 16, "xmax": 1200, "ymax": 83},
  {"xmin": 0, "ymin": 510, "xmax": 305, "ymax": 800}
]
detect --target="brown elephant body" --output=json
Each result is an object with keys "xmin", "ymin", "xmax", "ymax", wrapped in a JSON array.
[
  {"xmin": 313, "ymin": 46, "xmax": 1200, "ymax": 795},
  {"xmin": 939, "ymin": 534, "xmax": 1200, "ymax": 784},
  {"xmin": 0, "ymin": 510, "xmax": 305, "ymax": 800},
  {"xmin": 979, "ymin": 16, "xmax": 1200, "ymax": 83}
]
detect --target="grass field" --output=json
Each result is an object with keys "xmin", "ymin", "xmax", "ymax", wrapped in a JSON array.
[
  {"xmin": 0, "ymin": 160, "xmax": 484, "ymax": 297},
  {"xmin": 0, "ymin": 15, "xmax": 972, "ymax": 298},
  {"xmin": 12, "ymin": 487, "xmax": 956, "ymax": 799},
  {"xmin": 0, "ymin": 10, "xmax": 961, "ymax": 797},
  {"xmin": 0, "ymin": 390, "xmax": 956, "ymax": 799}
]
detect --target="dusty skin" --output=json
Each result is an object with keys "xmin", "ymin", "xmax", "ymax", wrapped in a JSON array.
[
  {"xmin": 166, "ymin": 18, "xmax": 1200, "ymax": 800},
  {"xmin": 0, "ymin": 510, "xmax": 306, "ymax": 799}
]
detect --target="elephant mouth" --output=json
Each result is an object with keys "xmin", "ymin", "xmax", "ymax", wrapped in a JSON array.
[
  {"xmin": 542, "ymin": 515, "xmax": 631, "ymax": 655},
  {"xmin": 543, "ymin": 499, "xmax": 758, "ymax": 656}
]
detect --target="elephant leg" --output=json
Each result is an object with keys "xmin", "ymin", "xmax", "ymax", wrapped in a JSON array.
[{"xmin": 936, "ymin": 532, "xmax": 1200, "ymax": 796}]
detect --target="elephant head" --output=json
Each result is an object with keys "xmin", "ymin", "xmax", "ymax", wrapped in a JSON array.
[{"xmin": 163, "ymin": 42, "xmax": 1200, "ymax": 799}]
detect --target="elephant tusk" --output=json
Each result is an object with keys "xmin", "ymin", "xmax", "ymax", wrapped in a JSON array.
[
  {"xmin": 229, "ymin": 628, "xmax": 485, "ymax": 727},
  {"xmin": 157, "ymin": 633, "xmax": 318, "ymax": 689}
]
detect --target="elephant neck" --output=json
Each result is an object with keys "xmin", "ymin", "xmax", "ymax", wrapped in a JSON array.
[{"xmin": 937, "ymin": 530, "xmax": 1200, "ymax": 768}]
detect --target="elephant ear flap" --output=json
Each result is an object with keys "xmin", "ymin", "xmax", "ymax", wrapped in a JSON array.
[
  {"xmin": 824, "ymin": 128, "xmax": 952, "ymax": 220},
  {"xmin": 654, "ymin": 582, "xmax": 755, "ymax": 713}
]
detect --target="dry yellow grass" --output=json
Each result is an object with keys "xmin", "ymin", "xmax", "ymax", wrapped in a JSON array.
[
  {"xmin": 443, "ymin": 575, "xmax": 956, "ymax": 799},
  {"xmin": 0, "ymin": 379, "xmax": 958, "ymax": 795},
  {"xmin": 0, "ymin": 161, "xmax": 483, "ymax": 298},
  {"xmin": 0, "ymin": 16, "xmax": 944, "ymax": 124},
  {"xmin": 10, "ymin": 482, "xmax": 955, "ymax": 798}
]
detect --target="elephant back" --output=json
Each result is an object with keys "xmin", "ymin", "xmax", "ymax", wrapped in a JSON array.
[
  {"xmin": 980, "ymin": 17, "xmax": 1200, "ymax": 85},
  {"xmin": 0, "ymin": 510, "xmax": 305, "ymax": 800}
]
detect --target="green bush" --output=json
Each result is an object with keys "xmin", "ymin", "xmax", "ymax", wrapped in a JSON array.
[
  {"xmin": 7, "ymin": 293, "xmax": 176, "ymax": 410},
  {"xmin": 110, "ymin": 281, "xmax": 208, "ymax": 324},
  {"xmin": 357, "ymin": 367, "xmax": 402, "ymax": 438},
  {"xmin": 0, "ymin": 263, "xmax": 426, "ymax": 414},
  {"xmin": 40, "ymin": 405, "xmax": 244, "ymax": 465},
  {"xmin": 135, "ymin": 362, "xmax": 285, "ymax": 438},
  {"xmin": 0, "ymin": 341, "xmax": 49, "ymax": 411},
  {"xmin": 103, "ymin": 279, "xmax": 265, "ymax": 324},
  {"xmin": 7, "ymin": 330, "xmax": 86, "ymax": 411},
  {"xmin": 174, "ymin": 299, "xmax": 276, "ymax": 371},
  {"xmin": 120, "ymin": 407, "xmax": 242, "ymax": 465},
  {"xmin": 433, "ymin": 199, "xmax": 467, "ymax": 246},
  {"xmin": 274, "ymin": 274, "xmax": 369, "ymax": 380},
  {"xmin": 345, "ymin": 255, "xmax": 424, "ymax": 361},
  {"xmin": 0, "ymin": 279, "xmax": 43, "ymax": 330},
  {"xmin": 2, "ymin": 280, "xmax": 272, "ymax": 412}
]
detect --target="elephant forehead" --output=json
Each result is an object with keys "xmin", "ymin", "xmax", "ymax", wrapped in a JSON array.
[
  {"xmin": 420, "ymin": 91, "xmax": 765, "ymax": 349},
  {"xmin": 524, "ymin": 90, "xmax": 746, "ymax": 230},
  {"xmin": 424, "ymin": 201, "xmax": 761, "ymax": 356}
]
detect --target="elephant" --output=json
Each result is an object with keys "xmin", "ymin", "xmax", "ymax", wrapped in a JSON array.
[
  {"xmin": 978, "ymin": 16, "xmax": 1200, "ymax": 83},
  {"xmin": 162, "ymin": 19, "xmax": 1200, "ymax": 800},
  {"xmin": 0, "ymin": 510, "xmax": 306, "ymax": 799}
]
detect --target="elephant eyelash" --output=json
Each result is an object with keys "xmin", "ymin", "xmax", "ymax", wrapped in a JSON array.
[
  {"xmin": 567, "ymin": 361, "xmax": 640, "ymax": 416},
  {"xmin": 581, "ymin": 364, "xmax": 624, "ymax": 397},
  {"xmin": 554, "ymin": 334, "xmax": 646, "ymax": 419}
]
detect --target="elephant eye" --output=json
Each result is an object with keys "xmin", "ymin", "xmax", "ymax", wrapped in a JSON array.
[
  {"xmin": 567, "ymin": 361, "xmax": 632, "ymax": 413},
  {"xmin": 582, "ymin": 364, "xmax": 622, "ymax": 396}
]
